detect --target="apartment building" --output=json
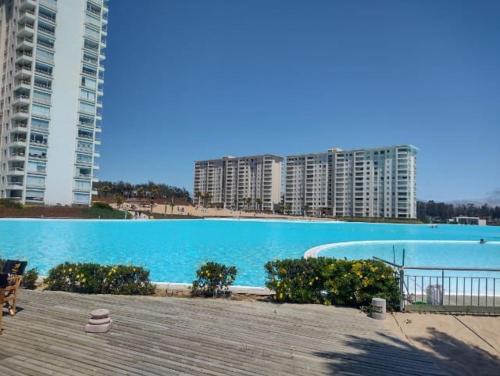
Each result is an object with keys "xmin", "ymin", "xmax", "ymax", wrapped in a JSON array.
[
  {"xmin": 284, "ymin": 145, "xmax": 417, "ymax": 218},
  {"xmin": 0, "ymin": 0, "xmax": 108, "ymax": 205},
  {"xmin": 193, "ymin": 155, "xmax": 282, "ymax": 212},
  {"xmin": 284, "ymin": 152, "xmax": 332, "ymax": 216}
]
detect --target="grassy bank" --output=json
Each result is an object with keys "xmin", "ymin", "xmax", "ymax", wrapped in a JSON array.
[{"xmin": 0, "ymin": 203, "xmax": 129, "ymax": 219}]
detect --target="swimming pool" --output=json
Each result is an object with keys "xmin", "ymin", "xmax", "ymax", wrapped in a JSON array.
[{"xmin": 0, "ymin": 218, "xmax": 499, "ymax": 286}]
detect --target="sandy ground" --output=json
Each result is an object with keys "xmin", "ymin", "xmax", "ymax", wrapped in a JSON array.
[
  {"xmin": 121, "ymin": 202, "xmax": 334, "ymax": 221},
  {"xmin": 386, "ymin": 312, "xmax": 500, "ymax": 375}
]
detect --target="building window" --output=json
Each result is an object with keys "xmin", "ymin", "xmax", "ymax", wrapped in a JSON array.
[
  {"xmin": 74, "ymin": 192, "xmax": 90, "ymax": 204},
  {"xmin": 79, "ymin": 101, "xmax": 94, "ymax": 114},
  {"xmin": 76, "ymin": 153, "xmax": 92, "ymax": 164},
  {"xmin": 33, "ymin": 90, "xmax": 51, "ymax": 105},
  {"xmin": 28, "ymin": 161, "xmax": 46, "ymax": 173},
  {"xmin": 31, "ymin": 118, "xmax": 49, "ymax": 130},
  {"xmin": 27, "ymin": 175, "xmax": 45, "ymax": 187},
  {"xmin": 31, "ymin": 104, "xmax": 50, "ymax": 118},
  {"xmin": 26, "ymin": 190, "xmax": 44, "ymax": 202},
  {"xmin": 81, "ymin": 76, "xmax": 96, "ymax": 90},
  {"xmin": 36, "ymin": 48, "xmax": 54, "ymax": 64},
  {"xmin": 79, "ymin": 88, "xmax": 96, "ymax": 102},
  {"xmin": 74, "ymin": 180, "xmax": 91, "ymax": 191}
]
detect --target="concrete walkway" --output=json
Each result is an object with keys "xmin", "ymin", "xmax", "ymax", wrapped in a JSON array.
[{"xmin": 386, "ymin": 312, "xmax": 500, "ymax": 376}]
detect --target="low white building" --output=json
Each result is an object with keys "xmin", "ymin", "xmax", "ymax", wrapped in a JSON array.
[{"xmin": 450, "ymin": 216, "xmax": 487, "ymax": 226}]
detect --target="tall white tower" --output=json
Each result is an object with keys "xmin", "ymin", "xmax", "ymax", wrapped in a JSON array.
[{"xmin": 0, "ymin": 0, "xmax": 108, "ymax": 205}]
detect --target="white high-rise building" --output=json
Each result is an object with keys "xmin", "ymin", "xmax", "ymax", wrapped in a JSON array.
[
  {"xmin": 284, "ymin": 152, "xmax": 332, "ymax": 216},
  {"xmin": 284, "ymin": 145, "xmax": 417, "ymax": 218},
  {"xmin": 194, "ymin": 155, "xmax": 282, "ymax": 212},
  {"xmin": 332, "ymin": 145, "xmax": 417, "ymax": 218},
  {"xmin": 0, "ymin": 0, "xmax": 108, "ymax": 205}
]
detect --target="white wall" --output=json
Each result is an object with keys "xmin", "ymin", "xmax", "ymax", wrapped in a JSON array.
[{"xmin": 44, "ymin": 0, "xmax": 86, "ymax": 205}]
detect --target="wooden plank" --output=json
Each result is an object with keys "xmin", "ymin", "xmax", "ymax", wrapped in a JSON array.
[{"xmin": 0, "ymin": 291, "xmax": 447, "ymax": 376}]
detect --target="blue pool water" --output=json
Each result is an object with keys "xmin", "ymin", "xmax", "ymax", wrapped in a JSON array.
[{"xmin": 0, "ymin": 218, "xmax": 499, "ymax": 286}]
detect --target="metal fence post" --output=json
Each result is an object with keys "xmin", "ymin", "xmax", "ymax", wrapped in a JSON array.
[
  {"xmin": 399, "ymin": 268, "xmax": 405, "ymax": 312},
  {"xmin": 441, "ymin": 269, "xmax": 445, "ymax": 305}
]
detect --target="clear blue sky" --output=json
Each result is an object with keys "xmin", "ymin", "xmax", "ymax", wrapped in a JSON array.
[{"xmin": 101, "ymin": 0, "xmax": 500, "ymax": 202}]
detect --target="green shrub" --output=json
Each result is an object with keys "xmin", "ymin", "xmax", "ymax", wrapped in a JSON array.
[
  {"xmin": 0, "ymin": 199, "xmax": 23, "ymax": 209},
  {"xmin": 192, "ymin": 262, "xmax": 237, "ymax": 297},
  {"xmin": 264, "ymin": 257, "xmax": 331, "ymax": 304},
  {"xmin": 44, "ymin": 262, "xmax": 156, "ymax": 295},
  {"xmin": 21, "ymin": 268, "xmax": 39, "ymax": 289},
  {"xmin": 0, "ymin": 258, "xmax": 38, "ymax": 289},
  {"xmin": 265, "ymin": 257, "xmax": 399, "ymax": 309},
  {"xmin": 91, "ymin": 201, "xmax": 113, "ymax": 210}
]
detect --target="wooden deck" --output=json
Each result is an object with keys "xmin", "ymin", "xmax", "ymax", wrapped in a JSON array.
[{"xmin": 1, "ymin": 290, "xmax": 447, "ymax": 375}]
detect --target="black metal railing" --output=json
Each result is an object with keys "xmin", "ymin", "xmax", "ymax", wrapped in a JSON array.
[{"xmin": 374, "ymin": 256, "xmax": 500, "ymax": 314}]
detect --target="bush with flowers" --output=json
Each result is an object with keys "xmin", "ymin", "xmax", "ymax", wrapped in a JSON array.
[
  {"xmin": 44, "ymin": 262, "xmax": 156, "ymax": 295},
  {"xmin": 191, "ymin": 262, "xmax": 237, "ymax": 297},
  {"xmin": 265, "ymin": 257, "xmax": 399, "ymax": 309}
]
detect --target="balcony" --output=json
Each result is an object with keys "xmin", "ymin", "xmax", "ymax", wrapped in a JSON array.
[
  {"xmin": 18, "ymin": 22, "xmax": 35, "ymax": 37},
  {"xmin": 12, "ymin": 107, "xmax": 30, "ymax": 120},
  {"xmin": 8, "ymin": 167, "xmax": 25, "ymax": 176},
  {"xmin": 9, "ymin": 152, "xmax": 26, "ymax": 161},
  {"xmin": 17, "ymin": 37, "xmax": 34, "ymax": 49},
  {"xmin": 10, "ymin": 137, "xmax": 27, "ymax": 147},
  {"xmin": 13, "ymin": 93, "xmax": 30, "ymax": 106},
  {"xmin": 15, "ymin": 65, "xmax": 32, "ymax": 79},
  {"xmin": 19, "ymin": 0, "xmax": 36, "ymax": 11},
  {"xmin": 11, "ymin": 122, "xmax": 28, "ymax": 132},
  {"xmin": 6, "ymin": 181, "xmax": 24, "ymax": 190},
  {"xmin": 15, "ymin": 78, "xmax": 31, "ymax": 91},
  {"xmin": 16, "ymin": 50, "xmax": 33, "ymax": 64}
]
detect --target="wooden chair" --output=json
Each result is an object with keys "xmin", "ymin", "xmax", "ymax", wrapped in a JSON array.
[
  {"xmin": 0, "ymin": 260, "xmax": 27, "ymax": 335},
  {"xmin": 1, "ymin": 275, "xmax": 23, "ymax": 334}
]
